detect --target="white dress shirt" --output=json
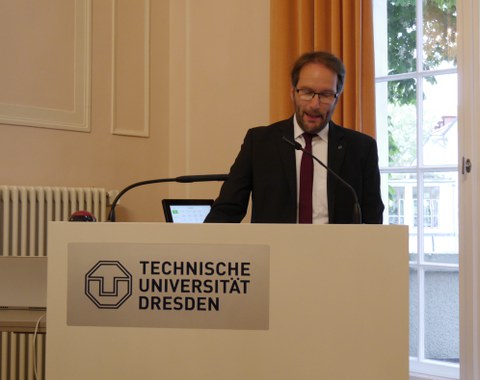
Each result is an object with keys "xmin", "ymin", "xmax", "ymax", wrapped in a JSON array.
[{"xmin": 293, "ymin": 116, "xmax": 329, "ymax": 224}]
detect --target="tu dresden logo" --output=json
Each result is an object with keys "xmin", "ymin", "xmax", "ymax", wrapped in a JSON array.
[{"xmin": 85, "ymin": 261, "xmax": 132, "ymax": 309}]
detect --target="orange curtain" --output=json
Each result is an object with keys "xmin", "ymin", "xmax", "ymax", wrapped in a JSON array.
[{"xmin": 270, "ymin": 0, "xmax": 377, "ymax": 137}]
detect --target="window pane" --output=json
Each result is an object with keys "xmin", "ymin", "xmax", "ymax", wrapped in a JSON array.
[
  {"xmin": 424, "ymin": 269, "xmax": 459, "ymax": 362},
  {"xmin": 422, "ymin": 0, "xmax": 457, "ymax": 71},
  {"xmin": 381, "ymin": 172, "xmax": 418, "ymax": 261},
  {"xmin": 376, "ymin": 81, "xmax": 389, "ymax": 167},
  {"xmin": 388, "ymin": 0, "xmax": 417, "ymax": 74},
  {"xmin": 422, "ymin": 74, "xmax": 458, "ymax": 166},
  {"xmin": 410, "ymin": 267, "xmax": 419, "ymax": 358},
  {"xmin": 374, "ymin": 0, "xmax": 459, "ymax": 377},
  {"xmin": 423, "ymin": 171, "xmax": 458, "ymax": 264},
  {"xmin": 376, "ymin": 79, "xmax": 417, "ymax": 168}
]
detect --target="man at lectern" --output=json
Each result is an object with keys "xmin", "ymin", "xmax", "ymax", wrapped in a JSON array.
[{"xmin": 204, "ymin": 51, "xmax": 384, "ymax": 224}]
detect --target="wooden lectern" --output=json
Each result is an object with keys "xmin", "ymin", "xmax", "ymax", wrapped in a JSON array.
[{"xmin": 46, "ymin": 223, "xmax": 408, "ymax": 379}]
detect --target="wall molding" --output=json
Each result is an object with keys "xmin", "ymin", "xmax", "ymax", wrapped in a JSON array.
[
  {"xmin": 0, "ymin": 0, "xmax": 92, "ymax": 133},
  {"xmin": 110, "ymin": 0, "xmax": 151, "ymax": 137}
]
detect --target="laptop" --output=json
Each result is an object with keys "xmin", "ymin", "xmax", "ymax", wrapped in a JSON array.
[
  {"xmin": 162, "ymin": 199, "xmax": 214, "ymax": 223},
  {"xmin": 0, "ymin": 256, "xmax": 47, "ymax": 310}
]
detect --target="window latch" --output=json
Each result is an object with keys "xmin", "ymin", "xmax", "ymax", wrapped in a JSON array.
[{"xmin": 462, "ymin": 157, "xmax": 472, "ymax": 174}]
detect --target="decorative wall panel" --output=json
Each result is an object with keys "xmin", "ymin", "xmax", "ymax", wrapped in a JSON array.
[{"xmin": 0, "ymin": 0, "xmax": 91, "ymax": 132}]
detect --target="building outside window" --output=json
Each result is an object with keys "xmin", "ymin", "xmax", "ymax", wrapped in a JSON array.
[{"xmin": 373, "ymin": 0, "xmax": 459, "ymax": 378}]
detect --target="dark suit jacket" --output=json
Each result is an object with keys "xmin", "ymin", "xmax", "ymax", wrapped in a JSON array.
[{"xmin": 204, "ymin": 117, "xmax": 384, "ymax": 224}]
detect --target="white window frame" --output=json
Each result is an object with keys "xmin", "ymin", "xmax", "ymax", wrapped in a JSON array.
[
  {"xmin": 374, "ymin": 1, "xmax": 462, "ymax": 378},
  {"xmin": 457, "ymin": 0, "xmax": 480, "ymax": 378}
]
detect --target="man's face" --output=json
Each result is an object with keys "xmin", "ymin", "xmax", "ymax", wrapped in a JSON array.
[{"xmin": 291, "ymin": 63, "xmax": 339, "ymax": 134}]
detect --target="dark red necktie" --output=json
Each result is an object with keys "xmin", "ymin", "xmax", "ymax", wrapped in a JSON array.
[{"xmin": 299, "ymin": 133, "xmax": 313, "ymax": 224}]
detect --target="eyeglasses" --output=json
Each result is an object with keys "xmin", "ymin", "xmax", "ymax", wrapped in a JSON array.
[{"xmin": 295, "ymin": 88, "xmax": 338, "ymax": 104}]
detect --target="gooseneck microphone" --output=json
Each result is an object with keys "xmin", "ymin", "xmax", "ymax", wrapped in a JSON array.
[
  {"xmin": 282, "ymin": 135, "xmax": 362, "ymax": 224},
  {"xmin": 108, "ymin": 174, "xmax": 228, "ymax": 222}
]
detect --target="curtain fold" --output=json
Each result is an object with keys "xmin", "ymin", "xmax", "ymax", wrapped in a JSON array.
[{"xmin": 270, "ymin": 0, "xmax": 377, "ymax": 137}]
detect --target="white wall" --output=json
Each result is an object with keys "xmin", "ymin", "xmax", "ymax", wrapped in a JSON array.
[
  {"xmin": 0, "ymin": 0, "xmax": 270, "ymax": 222},
  {"xmin": 168, "ymin": 0, "xmax": 270, "ymax": 202}
]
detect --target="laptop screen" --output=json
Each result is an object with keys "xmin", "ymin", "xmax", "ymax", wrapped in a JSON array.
[{"xmin": 162, "ymin": 199, "xmax": 214, "ymax": 223}]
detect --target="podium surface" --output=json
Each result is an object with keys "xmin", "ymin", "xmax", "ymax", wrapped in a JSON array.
[{"xmin": 46, "ymin": 223, "xmax": 408, "ymax": 380}]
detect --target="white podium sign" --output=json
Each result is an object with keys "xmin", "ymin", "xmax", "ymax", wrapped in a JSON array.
[
  {"xmin": 47, "ymin": 223, "xmax": 408, "ymax": 380},
  {"xmin": 67, "ymin": 242, "xmax": 269, "ymax": 330}
]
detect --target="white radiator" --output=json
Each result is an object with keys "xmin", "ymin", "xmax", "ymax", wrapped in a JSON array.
[
  {"xmin": 0, "ymin": 186, "xmax": 109, "ymax": 380},
  {"xmin": 0, "ymin": 333, "xmax": 46, "ymax": 380},
  {"xmin": 0, "ymin": 186, "xmax": 108, "ymax": 257}
]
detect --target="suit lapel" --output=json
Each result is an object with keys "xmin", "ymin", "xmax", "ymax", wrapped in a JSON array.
[
  {"xmin": 276, "ymin": 118, "xmax": 297, "ymax": 202},
  {"xmin": 327, "ymin": 122, "xmax": 347, "ymax": 221}
]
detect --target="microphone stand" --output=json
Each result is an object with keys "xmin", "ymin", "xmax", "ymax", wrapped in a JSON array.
[
  {"xmin": 108, "ymin": 174, "xmax": 228, "ymax": 222},
  {"xmin": 282, "ymin": 136, "xmax": 362, "ymax": 224}
]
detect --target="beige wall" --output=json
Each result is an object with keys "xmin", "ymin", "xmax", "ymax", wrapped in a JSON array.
[{"xmin": 0, "ymin": 0, "xmax": 270, "ymax": 222}]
